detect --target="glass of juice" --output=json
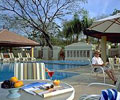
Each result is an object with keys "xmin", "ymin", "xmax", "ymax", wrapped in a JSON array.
[{"xmin": 48, "ymin": 71, "xmax": 54, "ymax": 80}]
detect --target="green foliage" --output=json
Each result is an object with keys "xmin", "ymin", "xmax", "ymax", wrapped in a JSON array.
[
  {"xmin": 50, "ymin": 36, "xmax": 66, "ymax": 47},
  {"xmin": 56, "ymin": 10, "xmax": 96, "ymax": 45},
  {"xmin": 82, "ymin": 10, "xmax": 93, "ymax": 29},
  {"xmin": 80, "ymin": 11, "xmax": 93, "ymax": 43},
  {"xmin": 61, "ymin": 13, "xmax": 82, "ymax": 43},
  {"xmin": 112, "ymin": 9, "xmax": 120, "ymax": 15}
]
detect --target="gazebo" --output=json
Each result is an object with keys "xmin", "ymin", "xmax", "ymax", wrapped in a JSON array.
[{"xmin": 0, "ymin": 29, "xmax": 40, "ymax": 57}]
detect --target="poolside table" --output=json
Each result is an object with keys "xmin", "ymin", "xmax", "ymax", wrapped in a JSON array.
[{"xmin": 0, "ymin": 80, "xmax": 75, "ymax": 100}]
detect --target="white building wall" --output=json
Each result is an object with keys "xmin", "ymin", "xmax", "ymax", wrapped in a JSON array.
[
  {"xmin": 43, "ymin": 46, "xmax": 49, "ymax": 59},
  {"xmin": 65, "ymin": 49, "xmax": 92, "ymax": 60},
  {"xmin": 52, "ymin": 46, "xmax": 61, "ymax": 60},
  {"xmin": 34, "ymin": 47, "xmax": 41, "ymax": 58},
  {"xmin": 41, "ymin": 46, "xmax": 62, "ymax": 60}
]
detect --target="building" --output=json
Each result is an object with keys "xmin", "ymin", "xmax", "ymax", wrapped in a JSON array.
[
  {"xmin": 65, "ymin": 42, "xmax": 93, "ymax": 60},
  {"xmin": 34, "ymin": 46, "xmax": 61, "ymax": 60}
]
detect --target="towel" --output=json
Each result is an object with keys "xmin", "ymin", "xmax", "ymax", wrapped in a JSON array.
[{"xmin": 100, "ymin": 89, "xmax": 120, "ymax": 100}]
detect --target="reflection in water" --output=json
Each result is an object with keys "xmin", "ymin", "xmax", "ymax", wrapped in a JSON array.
[
  {"xmin": 8, "ymin": 63, "xmax": 14, "ymax": 71},
  {"xmin": 0, "ymin": 63, "xmax": 3, "ymax": 71},
  {"xmin": 0, "ymin": 63, "xmax": 14, "ymax": 81},
  {"xmin": 45, "ymin": 63, "xmax": 81, "ymax": 70},
  {"xmin": 46, "ymin": 71, "xmax": 79, "ymax": 80},
  {"xmin": 39, "ymin": 60, "xmax": 89, "ymax": 66},
  {"xmin": 0, "ymin": 63, "xmax": 14, "ymax": 72}
]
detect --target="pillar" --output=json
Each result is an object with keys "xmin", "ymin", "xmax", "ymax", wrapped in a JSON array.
[
  {"xmin": 10, "ymin": 47, "xmax": 12, "ymax": 53},
  {"xmin": 31, "ymin": 47, "xmax": 34, "ymax": 58},
  {"xmin": 101, "ymin": 36, "xmax": 107, "ymax": 62},
  {"xmin": 65, "ymin": 50, "xmax": 67, "ymax": 60},
  {"xmin": 90, "ymin": 50, "xmax": 93, "ymax": 59}
]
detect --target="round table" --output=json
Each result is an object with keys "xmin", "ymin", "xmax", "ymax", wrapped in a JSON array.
[{"xmin": 0, "ymin": 80, "xmax": 75, "ymax": 100}]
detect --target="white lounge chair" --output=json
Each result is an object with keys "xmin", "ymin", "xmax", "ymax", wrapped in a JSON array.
[
  {"xmin": 9, "ymin": 53, "xmax": 14, "ymax": 61},
  {"xmin": 108, "ymin": 58, "xmax": 120, "ymax": 70},
  {"xmin": 0, "ymin": 53, "xmax": 10, "ymax": 62},
  {"xmin": 26, "ymin": 53, "xmax": 36, "ymax": 61},
  {"xmin": 14, "ymin": 62, "xmax": 46, "ymax": 80},
  {"xmin": 18, "ymin": 53, "xmax": 27, "ymax": 61},
  {"xmin": 108, "ymin": 58, "xmax": 115, "ymax": 69},
  {"xmin": 9, "ymin": 53, "xmax": 19, "ymax": 62},
  {"xmin": 79, "ymin": 75, "xmax": 120, "ymax": 100},
  {"xmin": 88, "ymin": 59, "xmax": 106, "ymax": 83}
]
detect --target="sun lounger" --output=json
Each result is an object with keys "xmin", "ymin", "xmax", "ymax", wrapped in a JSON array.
[
  {"xmin": 79, "ymin": 75, "xmax": 120, "ymax": 100},
  {"xmin": 8, "ymin": 53, "xmax": 14, "ymax": 61},
  {"xmin": 14, "ymin": 62, "xmax": 46, "ymax": 80},
  {"xmin": 109, "ymin": 58, "xmax": 120, "ymax": 70},
  {"xmin": 9, "ymin": 53, "xmax": 19, "ymax": 62},
  {"xmin": 26, "ymin": 53, "xmax": 36, "ymax": 61},
  {"xmin": 0, "ymin": 53, "xmax": 10, "ymax": 62},
  {"xmin": 18, "ymin": 53, "xmax": 27, "ymax": 61}
]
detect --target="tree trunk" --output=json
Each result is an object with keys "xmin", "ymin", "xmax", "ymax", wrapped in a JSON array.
[{"xmin": 76, "ymin": 34, "xmax": 79, "ymax": 42}]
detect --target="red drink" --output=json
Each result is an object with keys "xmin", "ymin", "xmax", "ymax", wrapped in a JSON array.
[{"xmin": 48, "ymin": 71, "xmax": 54, "ymax": 77}]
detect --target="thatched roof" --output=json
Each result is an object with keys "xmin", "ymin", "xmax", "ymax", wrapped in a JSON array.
[{"xmin": 0, "ymin": 29, "xmax": 40, "ymax": 47}]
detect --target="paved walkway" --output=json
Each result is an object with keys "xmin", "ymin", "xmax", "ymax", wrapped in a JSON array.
[{"xmin": 62, "ymin": 65, "xmax": 120, "ymax": 100}]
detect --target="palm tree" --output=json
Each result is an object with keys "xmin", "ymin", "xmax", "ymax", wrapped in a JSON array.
[
  {"xmin": 61, "ymin": 13, "xmax": 82, "ymax": 44},
  {"xmin": 82, "ymin": 11, "xmax": 93, "ymax": 43},
  {"xmin": 72, "ymin": 14, "xmax": 82, "ymax": 42}
]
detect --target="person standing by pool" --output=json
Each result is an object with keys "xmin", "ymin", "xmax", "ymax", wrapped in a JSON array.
[
  {"xmin": 92, "ymin": 50, "xmax": 117, "ymax": 84},
  {"xmin": 59, "ymin": 48, "xmax": 65, "ymax": 60}
]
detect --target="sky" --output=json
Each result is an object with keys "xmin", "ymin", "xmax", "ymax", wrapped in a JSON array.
[
  {"xmin": 58, "ymin": 0, "xmax": 120, "ymax": 26},
  {"xmin": 83, "ymin": 0, "xmax": 120, "ymax": 18},
  {"xmin": 0, "ymin": 0, "xmax": 120, "ymax": 32}
]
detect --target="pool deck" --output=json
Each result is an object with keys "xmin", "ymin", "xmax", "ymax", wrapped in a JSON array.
[{"xmin": 61, "ymin": 65, "xmax": 120, "ymax": 100}]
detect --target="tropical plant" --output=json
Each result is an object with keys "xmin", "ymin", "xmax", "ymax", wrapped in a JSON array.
[
  {"xmin": 81, "ymin": 10, "xmax": 93, "ymax": 43},
  {"xmin": 112, "ymin": 9, "xmax": 120, "ymax": 15},
  {"xmin": 61, "ymin": 13, "xmax": 82, "ymax": 44}
]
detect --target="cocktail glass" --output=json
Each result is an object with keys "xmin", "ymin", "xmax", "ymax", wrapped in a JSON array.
[{"xmin": 48, "ymin": 71, "xmax": 54, "ymax": 80}]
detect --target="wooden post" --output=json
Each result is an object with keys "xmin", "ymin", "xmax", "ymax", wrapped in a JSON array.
[
  {"xmin": 31, "ymin": 47, "xmax": 34, "ymax": 57},
  {"xmin": 101, "ymin": 36, "xmax": 107, "ymax": 62},
  {"xmin": 10, "ymin": 47, "xmax": 12, "ymax": 53}
]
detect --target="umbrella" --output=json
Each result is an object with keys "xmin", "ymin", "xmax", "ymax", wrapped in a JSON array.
[
  {"xmin": 84, "ymin": 13, "xmax": 120, "ymax": 43},
  {"xmin": 89, "ymin": 13, "xmax": 120, "ymax": 33},
  {"xmin": 84, "ymin": 13, "xmax": 120, "ymax": 61}
]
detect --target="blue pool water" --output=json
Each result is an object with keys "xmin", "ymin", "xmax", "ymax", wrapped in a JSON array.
[
  {"xmin": 39, "ymin": 60, "xmax": 89, "ymax": 70},
  {"xmin": 38, "ymin": 60, "xmax": 89, "ymax": 66},
  {"xmin": 0, "ymin": 60, "xmax": 89, "ymax": 82}
]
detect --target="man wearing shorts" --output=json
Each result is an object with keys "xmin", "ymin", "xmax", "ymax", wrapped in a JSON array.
[{"xmin": 92, "ymin": 50, "xmax": 117, "ymax": 84}]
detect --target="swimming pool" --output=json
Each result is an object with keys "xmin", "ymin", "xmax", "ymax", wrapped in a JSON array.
[
  {"xmin": 38, "ymin": 60, "xmax": 89, "ymax": 66},
  {"xmin": 0, "ymin": 60, "xmax": 88, "ymax": 82}
]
